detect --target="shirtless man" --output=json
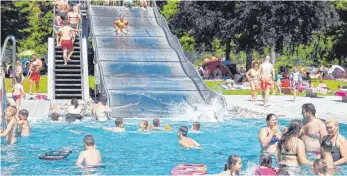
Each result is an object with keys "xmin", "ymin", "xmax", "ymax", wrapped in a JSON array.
[
  {"xmin": 56, "ymin": 21, "xmax": 80, "ymax": 65},
  {"xmin": 103, "ymin": 118, "xmax": 125, "ymax": 132},
  {"xmin": 16, "ymin": 109, "xmax": 31, "ymax": 137},
  {"xmin": 177, "ymin": 126, "xmax": 200, "ymax": 149},
  {"xmin": 76, "ymin": 135, "xmax": 102, "ymax": 167},
  {"xmin": 29, "ymin": 55, "xmax": 42, "ymax": 95},
  {"xmin": 325, "ymin": 118, "xmax": 347, "ymax": 166},
  {"xmin": 259, "ymin": 56, "xmax": 275, "ymax": 106},
  {"xmin": 301, "ymin": 103, "xmax": 327, "ymax": 153}
]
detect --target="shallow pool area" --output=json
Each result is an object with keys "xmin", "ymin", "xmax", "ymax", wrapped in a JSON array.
[{"xmin": 1, "ymin": 118, "xmax": 347, "ymax": 175}]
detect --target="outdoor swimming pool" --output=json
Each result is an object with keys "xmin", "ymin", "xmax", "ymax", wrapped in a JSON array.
[{"xmin": 1, "ymin": 117, "xmax": 347, "ymax": 175}]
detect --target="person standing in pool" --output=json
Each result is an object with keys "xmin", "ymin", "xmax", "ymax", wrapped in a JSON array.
[
  {"xmin": 276, "ymin": 120, "xmax": 313, "ymax": 167},
  {"xmin": 103, "ymin": 118, "xmax": 125, "ymax": 132},
  {"xmin": 300, "ymin": 103, "xmax": 327, "ymax": 153},
  {"xmin": 325, "ymin": 118, "xmax": 347, "ymax": 166},
  {"xmin": 16, "ymin": 109, "xmax": 31, "ymax": 137},
  {"xmin": 0, "ymin": 106, "xmax": 18, "ymax": 144},
  {"xmin": 93, "ymin": 96, "xmax": 112, "ymax": 122},
  {"xmin": 177, "ymin": 126, "xmax": 200, "ymax": 149},
  {"xmin": 76, "ymin": 135, "xmax": 102, "ymax": 167},
  {"xmin": 151, "ymin": 118, "xmax": 172, "ymax": 131},
  {"xmin": 259, "ymin": 56, "xmax": 275, "ymax": 106},
  {"xmin": 258, "ymin": 114, "xmax": 282, "ymax": 154},
  {"xmin": 192, "ymin": 122, "xmax": 200, "ymax": 133}
]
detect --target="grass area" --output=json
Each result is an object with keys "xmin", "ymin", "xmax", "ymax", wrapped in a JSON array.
[
  {"xmin": 5, "ymin": 76, "xmax": 48, "ymax": 93},
  {"xmin": 5, "ymin": 76, "xmax": 96, "ymax": 93},
  {"xmin": 205, "ymin": 79, "xmax": 347, "ymax": 96}
]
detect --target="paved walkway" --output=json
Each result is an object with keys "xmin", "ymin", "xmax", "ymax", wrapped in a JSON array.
[{"xmin": 224, "ymin": 95, "xmax": 347, "ymax": 123}]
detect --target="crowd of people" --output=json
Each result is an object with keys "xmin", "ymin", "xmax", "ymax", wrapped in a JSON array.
[{"xmin": 53, "ymin": 0, "xmax": 82, "ymax": 65}]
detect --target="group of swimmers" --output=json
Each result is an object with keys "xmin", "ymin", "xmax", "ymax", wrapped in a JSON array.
[
  {"xmin": 0, "ymin": 106, "xmax": 31, "ymax": 144},
  {"xmin": 75, "ymin": 119, "xmax": 201, "ymax": 167}
]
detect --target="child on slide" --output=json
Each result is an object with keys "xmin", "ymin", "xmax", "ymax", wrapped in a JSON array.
[{"xmin": 114, "ymin": 14, "xmax": 129, "ymax": 36}]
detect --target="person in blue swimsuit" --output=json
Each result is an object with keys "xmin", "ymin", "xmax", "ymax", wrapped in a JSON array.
[{"xmin": 258, "ymin": 114, "xmax": 282, "ymax": 154}]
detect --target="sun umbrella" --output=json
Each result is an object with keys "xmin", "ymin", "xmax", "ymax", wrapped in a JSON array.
[{"xmin": 18, "ymin": 50, "xmax": 35, "ymax": 58}]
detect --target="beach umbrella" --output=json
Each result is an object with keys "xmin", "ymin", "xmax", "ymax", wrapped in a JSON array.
[
  {"xmin": 328, "ymin": 65, "xmax": 346, "ymax": 79},
  {"xmin": 18, "ymin": 50, "xmax": 35, "ymax": 58}
]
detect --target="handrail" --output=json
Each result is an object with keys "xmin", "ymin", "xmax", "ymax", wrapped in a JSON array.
[
  {"xmin": 87, "ymin": 3, "xmax": 111, "ymax": 106},
  {"xmin": 0, "ymin": 35, "xmax": 17, "ymax": 131},
  {"xmin": 152, "ymin": 2, "xmax": 227, "ymax": 108}
]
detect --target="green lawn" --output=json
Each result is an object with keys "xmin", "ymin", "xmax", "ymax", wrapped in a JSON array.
[
  {"xmin": 6, "ymin": 76, "xmax": 346, "ymax": 96},
  {"xmin": 5, "ymin": 76, "xmax": 96, "ymax": 93},
  {"xmin": 205, "ymin": 79, "xmax": 347, "ymax": 96}
]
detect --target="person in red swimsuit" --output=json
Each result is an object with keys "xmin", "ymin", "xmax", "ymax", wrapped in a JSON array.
[
  {"xmin": 29, "ymin": 55, "xmax": 42, "ymax": 95},
  {"xmin": 114, "ymin": 14, "xmax": 129, "ymax": 35}
]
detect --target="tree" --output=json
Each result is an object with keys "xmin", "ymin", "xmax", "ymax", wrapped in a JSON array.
[{"xmin": 170, "ymin": 1, "xmax": 237, "ymax": 60}]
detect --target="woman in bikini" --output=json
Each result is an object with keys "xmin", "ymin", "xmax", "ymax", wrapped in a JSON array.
[
  {"xmin": 276, "ymin": 120, "xmax": 313, "ymax": 169},
  {"xmin": 246, "ymin": 61, "xmax": 260, "ymax": 101},
  {"xmin": 258, "ymin": 114, "xmax": 282, "ymax": 155},
  {"xmin": 67, "ymin": 5, "xmax": 81, "ymax": 39}
]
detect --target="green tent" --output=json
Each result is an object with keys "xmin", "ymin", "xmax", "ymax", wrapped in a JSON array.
[{"xmin": 18, "ymin": 50, "xmax": 35, "ymax": 58}]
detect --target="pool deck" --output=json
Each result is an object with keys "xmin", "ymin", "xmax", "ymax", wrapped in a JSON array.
[{"xmin": 224, "ymin": 95, "xmax": 347, "ymax": 123}]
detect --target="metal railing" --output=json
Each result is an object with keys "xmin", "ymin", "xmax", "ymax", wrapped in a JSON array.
[
  {"xmin": 152, "ymin": 2, "xmax": 227, "ymax": 109},
  {"xmin": 0, "ymin": 35, "xmax": 16, "ymax": 131}
]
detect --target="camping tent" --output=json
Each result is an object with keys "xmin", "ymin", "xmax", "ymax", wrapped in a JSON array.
[
  {"xmin": 328, "ymin": 65, "xmax": 346, "ymax": 79},
  {"xmin": 202, "ymin": 61, "xmax": 232, "ymax": 76}
]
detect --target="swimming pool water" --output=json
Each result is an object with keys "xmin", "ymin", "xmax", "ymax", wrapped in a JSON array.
[{"xmin": 1, "ymin": 118, "xmax": 347, "ymax": 175}]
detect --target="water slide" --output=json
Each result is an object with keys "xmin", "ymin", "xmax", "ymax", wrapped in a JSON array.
[{"xmin": 89, "ymin": 5, "xmax": 226, "ymax": 118}]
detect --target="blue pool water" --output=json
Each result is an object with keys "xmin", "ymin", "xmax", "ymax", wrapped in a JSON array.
[{"xmin": 1, "ymin": 118, "xmax": 347, "ymax": 175}]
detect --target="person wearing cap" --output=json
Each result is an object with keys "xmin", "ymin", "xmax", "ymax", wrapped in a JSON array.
[
  {"xmin": 76, "ymin": 135, "xmax": 102, "ymax": 167},
  {"xmin": 177, "ymin": 126, "xmax": 200, "ymax": 149},
  {"xmin": 325, "ymin": 118, "xmax": 347, "ymax": 166},
  {"xmin": 92, "ymin": 96, "xmax": 112, "ymax": 122},
  {"xmin": 16, "ymin": 109, "xmax": 31, "ymax": 137},
  {"xmin": 259, "ymin": 56, "xmax": 275, "ymax": 106}
]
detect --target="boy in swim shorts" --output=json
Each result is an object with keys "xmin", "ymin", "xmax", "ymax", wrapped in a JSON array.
[
  {"xmin": 103, "ymin": 118, "xmax": 125, "ymax": 132},
  {"xmin": 76, "ymin": 135, "xmax": 102, "ymax": 167}
]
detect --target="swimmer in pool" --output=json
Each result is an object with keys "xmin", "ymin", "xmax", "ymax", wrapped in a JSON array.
[
  {"xmin": 219, "ymin": 155, "xmax": 242, "ymax": 176},
  {"xmin": 177, "ymin": 126, "xmax": 200, "ymax": 149},
  {"xmin": 103, "ymin": 118, "xmax": 125, "ymax": 132},
  {"xmin": 16, "ymin": 109, "xmax": 31, "ymax": 137},
  {"xmin": 192, "ymin": 122, "xmax": 200, "ymax": 133},
  {"xmin": 152, "ymin": 118, "xmax": 172, "ymax": 131},
  {"xmin": 258, "ymin": 114, "xmax": 281, "ymax": 154},
  {"xmin": 0, "ymin": 106, "xmax": 18, "ymax": 144},
  {"xmin": 139, "ymin": 120, "xmax": 151, "ymax": 131},
  {"xmin": 76, "ymin": 135, "xmax": 102, "ymax": 167}
]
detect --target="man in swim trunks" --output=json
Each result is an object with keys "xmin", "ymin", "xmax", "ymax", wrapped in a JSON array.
[
  {"xmin": 325, "ymin": 118, "xmax": 347, "ymax": 166},
  {"xmin": 103, "ymin": 118, "xmax": 125, "ymax": 132},
  {"xmin": 76, "ymin": 135, "xmax": 102, "ymax": 167},
  {"xmin": 259, "ymin": 56, "xmax": 275, "ymax": 106},
  {"xmin": 29, "ymin": 55, "xmax": 42, "ymax": 95},
  {"xmin": 56, "ymin": 21, "xmax": 79, "ymax": 65},
  {"xmin": 300, "ymin": 103, "xmax": 327, "ymax": 153},
  {"xmin": 114, "ymin": 14, "xmax": 129, "ymax": 35}
]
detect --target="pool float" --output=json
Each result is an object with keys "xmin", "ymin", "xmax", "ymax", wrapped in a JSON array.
[
  {"xmin": 164, "ymin": 124, "xmax": 172, "ymax": 131},
  {"xmin": 39, "ymin": 148, "xmax": 72, "ymax": 160},
  {"xmin": 170, "ymin": 164, "xmax": 207, "ymax": 175}
]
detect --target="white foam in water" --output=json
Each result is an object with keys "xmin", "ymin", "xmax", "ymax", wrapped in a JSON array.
[
  {"xmin": 245, "ymin": 161, "xmax": 258, "ymax": 176},
  {"xmin": 170, "ymin": 97, "xmax": 228, "ymax": 123}
]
